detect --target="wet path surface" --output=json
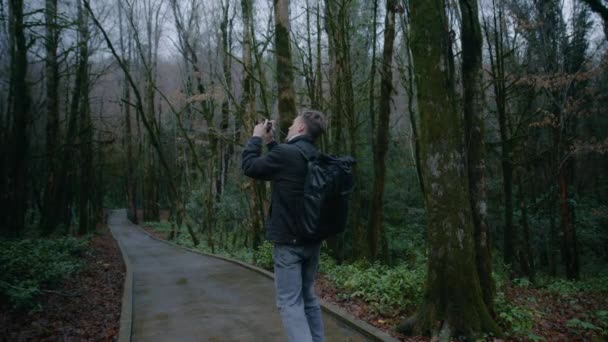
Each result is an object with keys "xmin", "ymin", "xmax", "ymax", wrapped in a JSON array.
[{"xmin": 108, "ymin": 210, "xmax": 371, "ymax": 341}]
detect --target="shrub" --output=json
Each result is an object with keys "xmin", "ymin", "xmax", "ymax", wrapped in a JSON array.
[
  {"xmin": 495, "ymin": 290, "xmax": 542, "ymax": 340},
  {"xmin": 0, "ymin": 237, "xmax": 86, "ymax": 310},
  {"xmin": 253, "ymin": 241, "xmax": 274, "ymax": 270},
  {"xmin": 322, "ymin": 261, "xmax": 425, "ymax": 316}
]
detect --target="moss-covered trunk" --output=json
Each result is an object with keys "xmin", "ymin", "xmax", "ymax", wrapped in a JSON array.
[
  {"xmin": 400, "ymin": 0, "xmax": 501, "ymax": 338},
  {"xmin": 274, "ymin": 0, "xmax": 296, "ymax": 140}
]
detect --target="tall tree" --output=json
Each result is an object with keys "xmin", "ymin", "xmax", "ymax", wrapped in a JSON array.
[
  {"xmin": 141, "ymin": 0, "xmax": 164, "ymax": 222},
  {"xmin": 459, "ymin": 0, "xmax": 494, "ymax": 311},
  {"xmin": 274, "ymin": 0, "xmax": 296, "ymax": 140},
  {"xmin": 118, "ymin": 0, "xmax": 138, "ymax": 224},
  {"xmin": 369, "ymin": 0, "xmax": 400, "ymax": 262},
  {"xmin": 77, "ymin": 0, "xmax": 94, "ymax": 234},
  {"xmin": 241, "ymin": 0, "xmax": 264, "ymax": 251},
  {"xmin": 484, "ymin": 0, "xmax": 515, "ymax": 268},
  {"xmin": 40, "ymin": 0, "xmax": 61, "ymax": 234},
  {"xmin": 398, "ymin": 0, "xmax": 500, "ymax": 337},
  {"xmin": 5, "ymin": 0, "xmax": 31, "ymax": 236},
  {"xmin": 324, "ymin": 0, "xmax": 364, "ymax": 261},
  {"xmin": 219, "ymin": 0, "xmax": 233, "ymax": 198}
]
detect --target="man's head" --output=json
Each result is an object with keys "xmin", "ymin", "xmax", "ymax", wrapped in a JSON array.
[{"xmin": 287, "ymin": 110, "xmax": 327, "ymax": 141}]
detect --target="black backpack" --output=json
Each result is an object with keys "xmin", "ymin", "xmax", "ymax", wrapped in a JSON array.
[{"xmin": 293, "ymin": 144, "xmax": 356, "ymax": 241}]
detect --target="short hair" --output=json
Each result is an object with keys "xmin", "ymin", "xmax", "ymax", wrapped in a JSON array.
[{"xmin": 298, "ymin": 110, "xmax": 327, "ymax": 140}]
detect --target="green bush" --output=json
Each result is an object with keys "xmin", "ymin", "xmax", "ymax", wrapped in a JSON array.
[
  {"xmin": 322, "ymin": 260, "xmax": 425, "ymax": 316},
  {"xmin": 0, "ymin": 237, "xmax": 86, "ymax": 310},
  {"xmin": 253, "ymin": 241, "xmax": 274, "ymax": 270},
  {"xmin": 495, "ymin": 290, "xmax": 541, "ymax": 340}
]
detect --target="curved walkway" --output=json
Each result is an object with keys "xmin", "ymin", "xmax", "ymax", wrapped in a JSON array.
[{"xmin": 108, "ymin": 210, "xmax": 385, "ymax": 341}]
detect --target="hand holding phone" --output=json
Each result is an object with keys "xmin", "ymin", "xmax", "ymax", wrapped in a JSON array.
[{"xmin": 253, "ymin": 119, "xmax": 275, "ymax": 144}]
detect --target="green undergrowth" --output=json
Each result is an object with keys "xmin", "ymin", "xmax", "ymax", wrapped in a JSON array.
[
  {"xmin": 0, "ymin": 237, "xmax": 87, "ymax": 311},
  {"xmin": 320, "ymin": 255, "xmax": 425, "ymax": 316},
  {"xmin": 254, "ymin": 241, "xmax": 426, "ymax": 316},
  {"xmin": 493, "ymin": 265, "xmax": 608, "ymax": 340},
  {"xmin": 541, "ymin": 274, "xmax": 608, "ymax": 295},
  {"xmin": 491, "ymin": 269, "xmax": 539, "ymax": 340}
]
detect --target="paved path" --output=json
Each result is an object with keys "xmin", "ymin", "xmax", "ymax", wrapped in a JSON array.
[{"xmin": 108, "ymin": 210, "xmax": 372, "ymax": 341}]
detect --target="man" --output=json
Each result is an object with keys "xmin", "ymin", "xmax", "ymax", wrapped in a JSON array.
[{"xmin": 241, "ymin": 110, "xmax": 327, "ymax": 342}]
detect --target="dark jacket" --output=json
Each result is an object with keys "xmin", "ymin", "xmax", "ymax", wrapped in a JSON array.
[{"xmin": 241, "ymin": 135, "xmax": 317, "ymax": 245}]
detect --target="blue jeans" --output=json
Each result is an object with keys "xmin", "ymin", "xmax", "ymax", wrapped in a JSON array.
[{"xmin": 273, "ymin": 243, "xmax": 324, "ymax": 342}]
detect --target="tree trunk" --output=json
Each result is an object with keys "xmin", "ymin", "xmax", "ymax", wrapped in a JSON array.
[
  {"xmin": 369, "ymin": 0, "xmax": 398, "ymax": 262},
  {"xmin": 6, "ymin": 0, "xmax": 31, "ymax": 236},
  {"xmin": 324, "ymin": 0, "xmax": 344, "ymax": 154},
  {"xmin": 500, "ymin": 115, "xmax": 515, "ymax": 268},
  {"xmin": 242, "ymin": 0, "xmax": 265, "ymax": 252},
  {"xmin": 459, "ymin": 0, "xmax": 494, "ymax": 312},
  {"xmin": 304, "ymin": 0, "xmax": 316, "ymax": 107},
  {"xmin": 219, "ymin": 0, "xmax": 232, "ymax": 200},
  {"xmin": 315, "ymin": 0, "xmax": 323, "ymax": 110},
  {"xmin": 40, "ymin": 0, "xmax": 61, "ymax": 234},
  {"xmin": 517, "ymin": 173, "xmax": 535, "ymax": 282},
  {"xmin": 274, "ymin": 0, "xmax": 297, "ymax": 140},
  {"xmin": 398, "ymin": 0, "xmax": 501, "ymax": 337},
  {"xmin": 324, "ymin": 0, "xmax": 363, "ymax": 261},
  {"xmin": 118, "ymin": 1, "xmax": 138, "ymax": 224},
  {"xmin": 560, "ymin": 167, "xmax": 579, "ymax": 279},
  {"xmin": 397, "ymin": 11, "xmax": 425, "ymax": 197},
  {"xmin": 61, "ymin": 26, "xmax": 85, "ymax": 230},
  {"xmin": 77, "ymin": 0, "xmax": 93, "ymax": 235},
  {"xmin": 142, "ymin": 0, "xmax": 161, "ymax": 223},
  {"xmin": 484, "ymin": 0, "xmax": 514, "ymax": 268},
  {"xmin": 368, "ymin": 0, "xmax": 378, "ymax": 154}
]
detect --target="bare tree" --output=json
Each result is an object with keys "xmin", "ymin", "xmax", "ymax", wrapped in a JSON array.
[{"xmin": 84, "ymin": 0, "xmax": 201, "ymax": 246}]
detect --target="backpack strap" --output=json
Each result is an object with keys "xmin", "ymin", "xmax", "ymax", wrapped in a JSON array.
[{"xmin": 292, "ymin": 142, "xmax": 317, "ymax": 162}]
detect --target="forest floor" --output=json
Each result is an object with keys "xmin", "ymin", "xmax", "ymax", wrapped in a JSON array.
[
  {"xmin": 315, "ymin": 274, "xmax": 608, "ymax": 341},
  {"xmin": 0, "ymin": 223, "xmax": 125, "ymax": 341}
]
